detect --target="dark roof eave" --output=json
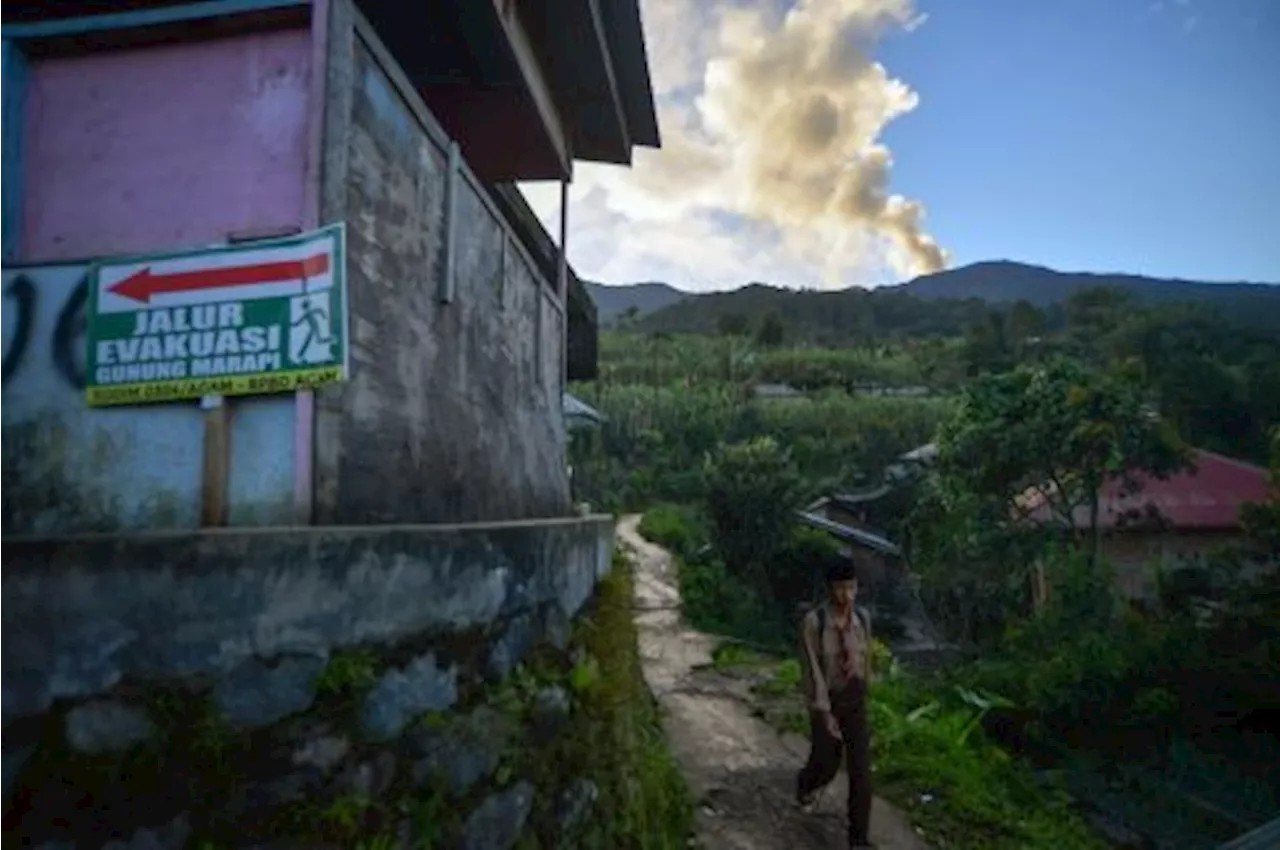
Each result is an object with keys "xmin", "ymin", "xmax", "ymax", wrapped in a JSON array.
[
  {"xmin": 831, "ymin": 486, "xmax": 893, "ymax": 507},
  {"xmin": 1219, "ymin": 816, "xmax": 1280, "ymax": 850},
  {"xmin": 597, "ymin": 0, "xmax": 661, "ymax": 149},
  {"xmin": 797, "ymin": 511, "xmax": 902, "ymax": 557}
]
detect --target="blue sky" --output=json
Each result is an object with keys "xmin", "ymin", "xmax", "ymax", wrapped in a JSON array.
[
  {"xmin": 878, "ymin": 0, "xmax": 1280, "ymax": 283},
  {"xmin": 520, "ymin": 0, "xmax": 1280, "ymax": 290}
]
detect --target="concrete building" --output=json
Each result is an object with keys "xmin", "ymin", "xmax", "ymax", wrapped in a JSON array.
[
  {"xmin": 2, "ymin": 2, "xmax": 662, "ymax": 843},
  {"xmin": 2, "ymin": 0, "xmax": 656, "ymax": 533}
]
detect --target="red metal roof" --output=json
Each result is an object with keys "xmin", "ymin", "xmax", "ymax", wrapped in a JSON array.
[{"xmin": 1022, "ymin": 449, "xmax": 1273, "ymax": 531}]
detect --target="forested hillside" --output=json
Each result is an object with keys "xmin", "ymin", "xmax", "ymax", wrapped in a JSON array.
[
  {"xmin": 634, "ymin": 265, "xmax": 1280, "ymax": 339},
  {"xmin": 600, "ymin": 283, "xmax": 1280, "ymax": 464},
  {"xmin": 567, "ymin": 275, "xmax": 1280, "ymax": 850},
  {"xmin": 582, "ymin": 280, "xmax": 688, "ymax": 325},
  {"xmin": 894, "ymin": 260, "xmax": 1280, "ymax": 318},
  {"xmin": 593, "ymin": 260, "xmax": 1280, "ymax": 334}
]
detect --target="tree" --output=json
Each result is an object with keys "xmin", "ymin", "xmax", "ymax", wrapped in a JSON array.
[
  {"xmin": 756, "ymin": 312, "xmax": 786, "ymax": 348},
  {"xmin": 1241, "ymin": 426, "xmax": 1280, "ymax": 555},
  {"xmin": 935, "ymin": 357, "xmax": 1188, "ymax": 563},
  {"xmin": 962, "ymin": 310, "xmax": 1014, "ymax": 376},
  {"xmin": 702, "ymin": 437, "xmax": 803, "ymax": 580},
  {"xmin": 1006, "ymin": 299, "xmax": 1046, "ymax": 360},
  {"xmin": 1153, "ymin": 354, "xmax": 1251, "ymax": 456},
  {"xmin": 1243, "ymin": 355, "xmax": 1280, "ymax": 460},
  {"xmin": 717, "ymin": 312, "xmax": 750, "ymax": 337},
  {"xmin": 908, "ymin": 358, "xmax": 1189, "ymax": 641},
  {"xmin": 1064, "ymin": 286, "xmax": 1133, "ymax": 342},
  {"xmin": 907, "ymin": 474, "xmax": 1043, "ymax": 643}
]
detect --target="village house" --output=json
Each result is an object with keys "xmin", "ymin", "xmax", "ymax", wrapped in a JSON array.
[
  {"xmin": 1020, "ymin": 448, "xmax": 1274, "ymax": 601},
  {"xmin": 798, "ymin": 441, "xmax": 938, "ymax": 596},
  {"xmin": 798, "ymin": 445, "xmax": 944, "ymax": 652},
  {"xmin": 752, "ymin": 381, "xmax": 806, "ymax": 400},
  {"xmin": 800, "ymin": 492, "xmax": 902, "ymax": 593},
  {"xmin": 797, "ymin": 497, "xmax": 949, "ymax": 659},
  {"xmin": 2, "ymin": 1, "xmax": 662, "ymax": 844}
]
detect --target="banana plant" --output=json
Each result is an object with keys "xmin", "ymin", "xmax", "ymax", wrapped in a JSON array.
[{"xmin": 953, "ymin": 685, "xmax": 1017, "ymax": 746}]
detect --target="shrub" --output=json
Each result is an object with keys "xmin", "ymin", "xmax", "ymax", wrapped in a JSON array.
[
  {"xmin": 768, "ymin": 525, "xmax": 844, "ymax": 613},
  {"xmin": 567, "ymin": 379, "xmax": 950, "ymax": 511},
  {"xmin": 641, "ymin": 506, "xmax": 848, "ymax": 650},
  {"xmin": 869, "ymin": 670, "xmax": 1105, "ymax": 850},
  {"xmin": 637, "ymin": 503, "xmax": 709, "ymax": 564},
  {"xmin": 677, "ymin": 555, "xmax": 784, "ymax": 649},
  {"xmin": 730, "ymin": 647, "xmax": 1106, "ymax": 850},
  {"xmin": 702, "ymin": 437, "xmax": 804, "ymax": 580}
]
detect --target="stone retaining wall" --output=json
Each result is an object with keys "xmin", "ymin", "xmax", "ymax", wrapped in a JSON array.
[{"xmin": 1, "ymin": 516, "xmax": 615, "ymax": 848}]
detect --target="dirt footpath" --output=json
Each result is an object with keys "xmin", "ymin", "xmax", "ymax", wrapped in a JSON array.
[{"xmin": 621, "ymin": 515, "xmax": 930, "ymax": 850}]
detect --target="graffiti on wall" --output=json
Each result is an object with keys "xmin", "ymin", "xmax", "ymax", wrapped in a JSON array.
[
  {"xmin": 2, "ymin": 263, "xmax": 299, "ymax": 533},
  {"xmin": 2, "ymin": 263, "xmax": 205, "ymax": 534},
  {"xmin": 2, "ymin": 267, "xmax": 87, "ymax": 387},
  {"xmin": 2, "ymin": 263, "xmax": 105, "ymax": 537}
]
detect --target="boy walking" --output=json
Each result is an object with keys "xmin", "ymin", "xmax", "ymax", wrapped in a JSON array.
[{"xmin": 796, "ymin": 557, "xmax": 875, "ymax": 850}]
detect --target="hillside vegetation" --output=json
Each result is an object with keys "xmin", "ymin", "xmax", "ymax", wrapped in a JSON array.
[
  {"xmin": 582, "ymin": 281, "xmax": 688, "ymax": 325},
  {"xmin": 592, "ymin": 260, "xmax": 1280, "ymax": 334},
  {"xmin": 569, "ymin": 274, "xmax": 1280, "ymax": 849}
]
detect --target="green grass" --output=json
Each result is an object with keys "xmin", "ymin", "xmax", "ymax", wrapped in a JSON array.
[
  {"xmin": 514, "ymin": 552, "xmax": 696, "ymax": 849},
  {"xmin": 316, "ymin": 649, "xmax": 378, "ymax": 697},
  {"xmin": 710, "ymin": 642, "xmax": 776, "ymax": 672},
  {"xmin": 637, "ymin": 502, "xmax": 710, "ymax": 564},
  {"xmin": 640, "ymin": 513, "xmax": 792, "ymax": 652},
  {"xmin": 572, "ymin": 554, "xmax": 696, "ymax": 848},
  {"xmin": 716, "ymin": 643, "xmax": 1108, "ymax": 850}
]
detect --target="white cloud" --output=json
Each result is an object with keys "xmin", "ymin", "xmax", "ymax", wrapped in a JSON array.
[{"xmin": 519, "ymin": 0, "xmax": 943, "ymax": 292}]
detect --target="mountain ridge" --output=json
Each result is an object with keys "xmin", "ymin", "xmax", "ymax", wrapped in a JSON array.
[
  {"xmin": 582, "ymin": 281, "xmax": 689, "ymax": 325},
  {"xmin": 585, "ymin": 261, "xmax": 1280, "ymax": 330},
  {"xmin": 884, "ymin": 260, "xmax": 1277, "ymax": 306}
]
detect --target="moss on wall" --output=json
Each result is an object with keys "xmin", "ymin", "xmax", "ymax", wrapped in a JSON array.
[
  {"xmin": 523, "ymin": 556, "xmax": 694, "ymax": 848},
  {"xmin": 4, "ymin": 558, "xmax": 693, "ymax": 850},
  {"xmin": 1, "ymin": 415, "xmax": 123, "ymax": 533}
]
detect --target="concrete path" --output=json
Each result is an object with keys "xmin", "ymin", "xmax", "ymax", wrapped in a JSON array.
[{"xmin": 621, "ymin": 514, "xmax": 930, "ymax": 850}]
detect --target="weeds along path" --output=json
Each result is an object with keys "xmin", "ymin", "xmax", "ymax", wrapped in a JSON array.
[{"xmin": 620, "ymin": 514, "xmax": 930, "ymax": 850}]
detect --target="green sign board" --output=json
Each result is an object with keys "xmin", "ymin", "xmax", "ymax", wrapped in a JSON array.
[{"xmin": 86, "ymin": 224, "xmax": 348, "ymax": 407}]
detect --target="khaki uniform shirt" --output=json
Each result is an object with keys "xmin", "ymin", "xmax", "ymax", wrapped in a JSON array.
[{"xmin": 799, "ymin": 602, "xmax": 872, "ymax": 714}]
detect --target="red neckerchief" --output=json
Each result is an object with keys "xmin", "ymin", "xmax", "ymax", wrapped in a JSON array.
[{"xmin": 834, "ymin": 607, "xmax": 856, "ymax": 678}]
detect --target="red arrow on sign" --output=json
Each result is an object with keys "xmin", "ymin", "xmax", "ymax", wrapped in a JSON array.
[{"xmin": 108, "ymin": 253, "xmax": 330, "ymax": 304}]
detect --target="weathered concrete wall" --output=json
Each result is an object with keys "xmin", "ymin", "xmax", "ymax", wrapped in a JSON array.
[
  {"xmin": 313, "ymin": 3, "xmax": 569, "ymax": 525},
  {"xmin": 2, "ymin": 263, "xmax": 203, "ymax": 532},
  {"xmin": 1, "ymin": 262, "xmax": 299, "ymax": 533},
  {"xmin": 1102, "ymin": 530, "xmax": 1248, "ymax": 600},
  {"xmin": 1, "ymin": 26, "xmax": 315, "ymax": 533},
  {"xmin": 2, "ymin": 516, "xmax": 615, "ymax": 847},
  {"xmin": 483, "ymin": 184, "xmax": 598, "ymax": 382}
]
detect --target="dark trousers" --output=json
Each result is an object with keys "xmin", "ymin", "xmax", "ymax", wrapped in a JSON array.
[{"xmin": 797, "ymin": 678, "xmax": 872, "ymax": 845}]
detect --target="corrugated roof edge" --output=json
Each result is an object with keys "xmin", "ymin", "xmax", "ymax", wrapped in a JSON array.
[
  {"xmin": 796, "ymin": 511, "xmax": 902, "ymax": 557},
  {"xmin": 1218, "ymin": 815, "xmax": 1280, "ymax": 849},
  {"xmin": 564, "ymin": 392, "xmax": 605, "ymax": 423}
]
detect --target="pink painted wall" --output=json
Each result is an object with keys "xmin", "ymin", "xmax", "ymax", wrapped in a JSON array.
[{"xmin": 20, "ymin": 26, "xmax": 312, "ymax": 262}]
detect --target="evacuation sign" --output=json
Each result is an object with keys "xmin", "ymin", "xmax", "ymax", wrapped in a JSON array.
[{"xmin": 85, "ymin": 223, "xmax": 348, "ymax": 407}]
